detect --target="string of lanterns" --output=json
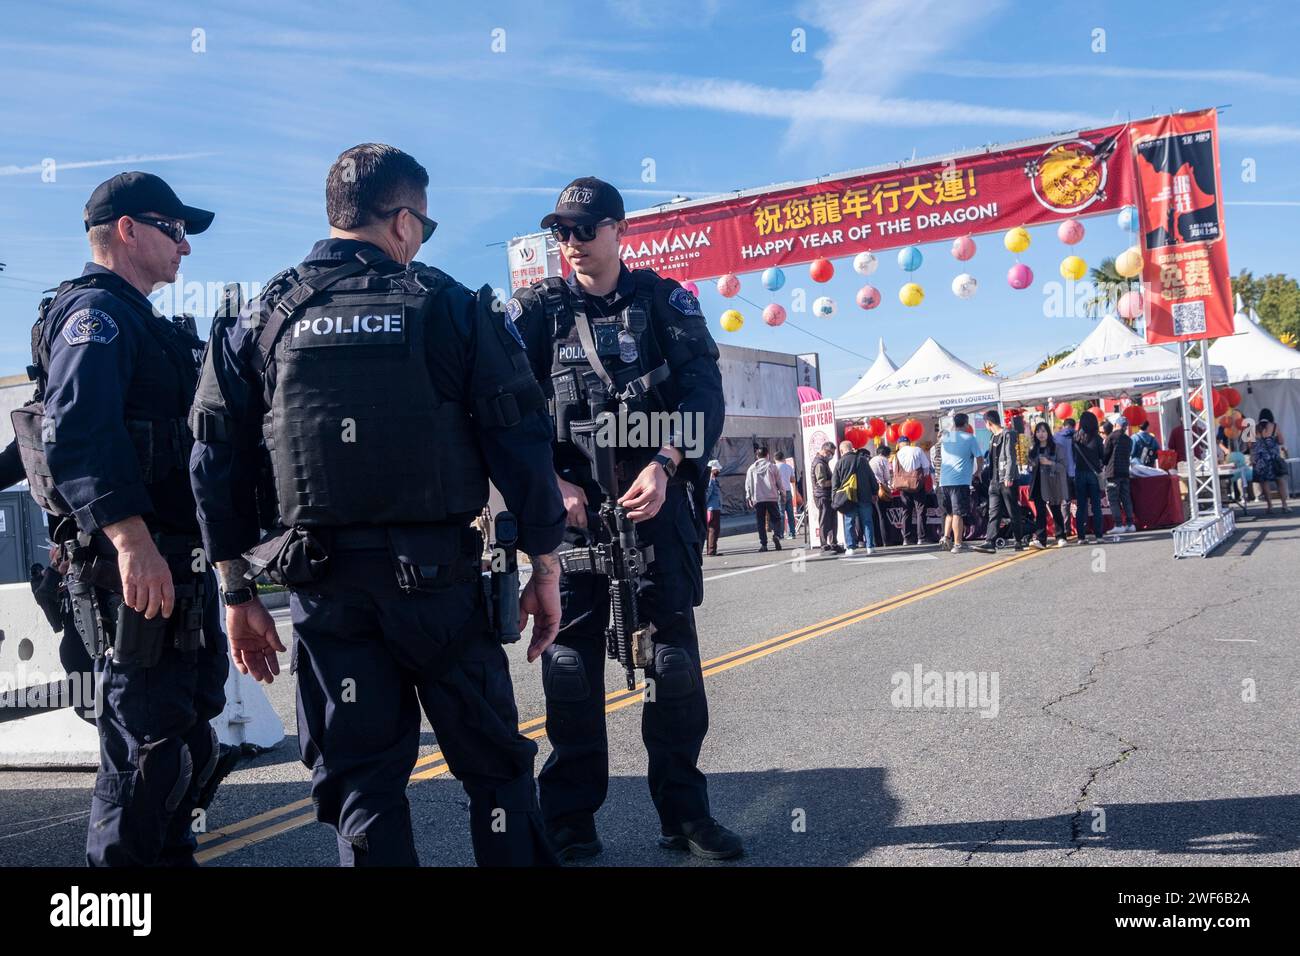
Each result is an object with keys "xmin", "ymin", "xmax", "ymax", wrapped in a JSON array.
[{"xmin": 703, "ymin": 205, "xmax": 1145, "ymax": 333}]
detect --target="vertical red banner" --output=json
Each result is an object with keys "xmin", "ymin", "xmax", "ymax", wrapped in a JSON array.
[{"xmin": 1131, "ymin": 109, "xmax": 1233, "ymax": 344}]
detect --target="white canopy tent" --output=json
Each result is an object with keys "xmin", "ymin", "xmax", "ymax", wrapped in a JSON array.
[
  {"xmin": 1158, "ymin": 307, "xmax": 1300, "ymax": 445},
  {"xmin": 1000, "ymin": 315, "xmax": 1225, "ymax": 404},
  {"xmin": 834, "ymin": 338, "xmax": 897, "ymax": 410},
  {"xmin": 835, "ymin": 337, "xmax": 1002, "ymax": 420}
]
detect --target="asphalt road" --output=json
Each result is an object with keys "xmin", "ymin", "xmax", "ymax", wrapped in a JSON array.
[{"xmin": 3, "ymin": 512, "xmax": 1297, "ymax": 867}]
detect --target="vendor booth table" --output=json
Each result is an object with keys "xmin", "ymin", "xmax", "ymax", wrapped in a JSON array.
[{"xmin": 1016, "ymin": 473, "xmax": 1182, "ymax": 536}]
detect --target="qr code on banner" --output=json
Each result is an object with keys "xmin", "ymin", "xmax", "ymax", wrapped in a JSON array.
[{"xmin": 1172, "ymin": 300, "xmax": 1206, "ymax": 336}]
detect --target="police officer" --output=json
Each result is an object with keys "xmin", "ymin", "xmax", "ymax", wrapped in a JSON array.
[
  {"xmin": 11, "ymin": 171, "xmax": 230, "ymax": 865},
  {"xmin": 190, "ymin": 144, "xmax": 566, "ymax": 867},
  {"xmin": 510, "ymin": 177, "xmax": 743, "ymax": 860}
]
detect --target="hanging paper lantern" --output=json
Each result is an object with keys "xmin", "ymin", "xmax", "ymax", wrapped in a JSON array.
[
  {"xmin": 856, "ymin": 285, "xmax": 881, "ymax": 310},
  {"xmin": 719, "ymin": 309, "xmax": 744, "ymax": 332},
  {"xmin": 813, "ymin": 296, "xmax": 836, "ymax": 317},
  {"xmin": 1123, "ymin": 405, "xmax": 1147, "ymax": 426},
  {"xmin": 951, "ymin": 236, "xmax": 976, "ymax": 261},
  {"xmin": 1003, "ymin": 226, "xmax": 1031, "ymax": 253},
  {"xmin": 886, "ymin": 423, "xmax": 902, "ymax": 444},
  {"xmin": 1117, "ymin": 205, "xmax": 1139, "ymax": 232},
  {"xmin": 899, "ymin": 282, "xmax": 924, "ymax": 307},
  {"xmin": 1115, "ymin": 246, "xmax": 1143, "ymax": 278},
  {"xmin": 1054, "ymin": 402, "xmax": 1073, "ymax": 420},
  {"xmin": 1189, "ymin": 391, "xmax": 1205, "ymax": 413},
  {"xmin": 762, "ymin": 303, "xmax": 787, "ymax": 327},
  {"xmin": 1220, "ymin": 386, "xmax": 1242, "ymax": 407},
  {"xmin": 810, "ymin": 258, "xmax": 834, "ymax": 282},
  {"xmin": 717, "ymin": 274, "xmax": 740, "ymax": 297},
  {"xmin": 844, "ymin": 425, "xmax": 869, "ymax": 449},
  {"xmin": 681, "ymin": 280, "xmax": 699, "ymax": 297},
  {"xmin": 902, "ymin": 418, "xmax": 924, "ymax": 442},
  {"xmin": 761, "ymin": 267, "xmax": 786, "ymax": 291},
  {"xmin": 1086, "ymin": 405, "xmax": 1104, "ymax": 421},
  {"xmin": 1057, "ymin": 218, "xmax": 1085, "ymax": 245},
  {"xmin": 1117, "ymin": 290, "xmax": 1144, "ymax": 320},
  {"xmin": 1212, "ymin": 392, "xmax": 1229, "ymax": 417},
  {"xmin": 853, "ymin": 251, "xmax": 879, "ymax": 276},
  {"xmin": 951, "ymin": 273, "xmax": 978, "ymax": 300},
  {"xmin": 897, "ymin": 245, "xmax": 923, "ymax": 272},
  {"xmin": 868, "ymin": 417, "xmax": 887, "ymax": 438},
  {"xmin": 1007, "ymin": 263, "xmax": 1034, "ymax": 289},
  {"xmin": 1059, "ymin": 255, "xmax": 1087, "ymax": 281}
]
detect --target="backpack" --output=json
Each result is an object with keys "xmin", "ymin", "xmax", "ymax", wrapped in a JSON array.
[{"xmin": 832, "ymin": 455, "xmax": 859, "ymax": 512}]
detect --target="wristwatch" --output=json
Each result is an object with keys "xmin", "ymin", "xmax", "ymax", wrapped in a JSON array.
[
  {"xmin": 222, "ymin": 586, "xmax": 255, "ymax": 607},
  {"xmin": 652, "ymin": 452, "xmax": 678, "ymax": 479}
]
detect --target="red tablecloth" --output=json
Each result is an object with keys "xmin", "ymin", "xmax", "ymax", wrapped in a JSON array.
[{"xmin": 1017, "ymin": 474, "xmax": 1182, "ymax": 535}]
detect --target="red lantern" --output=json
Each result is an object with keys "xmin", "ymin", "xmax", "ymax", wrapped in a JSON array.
[
  {"xmin": 1189, "ymin": 391, "xmax": 1205, "ymax": 413},
  {"xmin": 844, "ymin": 425, "xmax": 869, "ymax": 449},
  {"xmin": 886, "ymin": 423, "xmax": 902, "ymax": 444},
  {"xmin": 1086, "ymin": 406, "xmax": 1104, "ymax": 421},
  {"xmin": 868, "ymin": 417, "xmax": 886, "ymax": 438},
  {"xmin": 1122, "ymin": 405, "xmax": 1146, "ymax": 427},
  {"xmin": 963, "ymin": 423, "xmax": 975, "ymax": 434},
  {"xmin": 1221, "ymin": 386, "xmax": 1241, "ymax": 407},
  {"xmin": 809, "ymin": 258, "xmax": 834, "ymax": 283},
  {"xmin": 1053, "ymin": 402, "xmax": 1073, "ymax": 420},
  {"xmin": 902, "ymin": 418, "xmax": 924, "ymax": 442},
  {"xmin": 1211, "ymin": 392, "xmax": 1229, "ymax": 417}
]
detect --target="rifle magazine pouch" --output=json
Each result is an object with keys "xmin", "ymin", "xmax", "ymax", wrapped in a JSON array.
[
  {"xmin": 113, "ymin": 604, "xmax": 167, "ymax": 668},
  {"xmin": 244, "ymin": 527, "xmax": 329, "ymax": 588}
]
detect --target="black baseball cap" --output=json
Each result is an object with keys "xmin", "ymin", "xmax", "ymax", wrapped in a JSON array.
[
  {"xmin": 83, "ymin": 171, "xmax": 214, "ymax": 235},
  {"xmin": 540, "ymin": 176, "xmax": 625, "ymax": 229}
]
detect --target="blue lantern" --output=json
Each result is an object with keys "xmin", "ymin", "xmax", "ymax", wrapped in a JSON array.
[
  {"xmin": 761, "ymin": 267, "xmax": 786, "ymax": 291},
  {"xmin": 897, "ymin": 245, "xmax": 923, "ymax": 272},
  {"xmin": 1117, "ymin": 205, "xmax": 1139, "ymax": 232}
]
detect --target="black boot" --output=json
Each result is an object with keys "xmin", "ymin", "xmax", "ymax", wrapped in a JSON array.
[
  {"xmin": 547, "ymin": 814, "xmax": 603, "ymax": 863},
  {"xmin": 658, "ymin": 817, "xmax": 744, "ymax": 860}
]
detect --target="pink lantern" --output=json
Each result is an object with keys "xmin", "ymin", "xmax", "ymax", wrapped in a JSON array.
[
  {"xmin": 1057, "ymin": 218, "xmax": 1085, "ymax": 245},
  {"xmin": 951, "ymin": 236, "xmax": 976, "ymax": 261},
  {"xmin": 1007, "ymin": 263, "xmax": 1034, "ymax": 290},
  {"xmin": 856, "ymin": 285, "xmax": 881, "ymax": 310},
  {"xmin": 763, "ymin": 303, "xmax": 787, "ymax": 327},
  {"xmin": 681, "ymin": 280, "xmax": 699, "ymax": 297},
  {"xmin": 1117, "ymin": 290, "xmax": 1144, "ymax": 320},
  {"xmin": 716, "ymin": 274, "xmax": 740, "ymax": 298}
]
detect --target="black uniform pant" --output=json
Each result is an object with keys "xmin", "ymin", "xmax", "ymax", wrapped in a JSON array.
[
  {"xmin": 291, "ymin": 547, "xmax": 553, "ymax": 867},
  {"xmin": 985, "ymin": 482, "xmax": 1025, "ymax": 545},
  {"xmin": 86, "ymin": 571, "xmax": 228, "ymax": 867},
  {"xmin": 540, "ymin": 484, "xmax": 710, "ymax": 830}
]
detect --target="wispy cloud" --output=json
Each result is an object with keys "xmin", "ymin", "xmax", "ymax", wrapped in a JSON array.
[
  {"xmin": 1219, "ymin": 124, "xmax": 1300, "ymax": 144},
  {"xmin": 0, "ymin": 152, "xmax": 213, "ymax": 177},
  {"xmin": 930, "ymin": 59, "xmax": 1300, "ymax": 95}
]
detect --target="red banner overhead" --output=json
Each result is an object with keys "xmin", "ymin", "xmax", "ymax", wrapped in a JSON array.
[
  {"xmin": 1131, "ymin": 109, "xmax": 1234, "ymax": 344},
  {"xmin": 615, "ymin": 123, "xmax": 1138, "ymax": 281}
]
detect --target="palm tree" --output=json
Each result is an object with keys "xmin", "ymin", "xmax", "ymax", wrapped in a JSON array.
[
  {"xmin": 1081, "ymin": 256, "xmax": 1138, "ymax": 324},
  {"xmin": 1037, "ymin": 345, "xmax": 1074, "ymax": 372}
]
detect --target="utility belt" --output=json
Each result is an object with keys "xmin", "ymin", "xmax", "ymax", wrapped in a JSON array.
[
  {"xmin": 64, "ymin": 531, "xmax": 208, "ymax": 667},
  {"xmin": 244, "ymin": 523, "xmax": 482, "ymax": 594}
]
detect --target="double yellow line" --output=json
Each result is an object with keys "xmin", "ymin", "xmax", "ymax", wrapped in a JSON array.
[{"xmin": 196, "ymin": 547, "xmax": 1040, "ymax": 862}]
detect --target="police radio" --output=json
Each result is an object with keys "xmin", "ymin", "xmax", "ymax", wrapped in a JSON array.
[{"xmin": 488, "ymin": 511, "xmax": 521, "ymax": 644}]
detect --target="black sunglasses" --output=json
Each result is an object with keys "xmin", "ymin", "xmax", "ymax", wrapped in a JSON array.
[
  {"xmin": 550, "ymin": 219, "xmax": 615, "ymax": 243},
  {"xmin": 385, "ymin": 206, "xmax": 438, "ymax": 243},
  {"xmin": 131, "ymin": 216, "xmax": 186, "ymax": 244}
]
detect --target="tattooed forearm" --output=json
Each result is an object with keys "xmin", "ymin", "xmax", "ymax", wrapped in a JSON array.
[
  {"xmin": 529, "ymin": 550, "xmax": 562, "ymax": 581},
  {"xmin": 216, "ymin": 558, "xmax": 253, "ymax": 593}
]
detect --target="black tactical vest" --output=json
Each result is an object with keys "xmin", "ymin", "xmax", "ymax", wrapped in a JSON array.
[
  {"xmin": 256, "ymin": 258, "xmax": 488, "ymax": 528},
  {"xmin": 542, "ymin": 270, "xmax": 672, "ymax": 452},
  {"xmin": 11, "ymin": 273, "xmax": 200, "ymax": 520}
]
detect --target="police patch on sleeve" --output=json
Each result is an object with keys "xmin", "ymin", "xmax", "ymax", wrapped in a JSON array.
[
  {"xmin": 504, "ymin": 298, "xmax": 526, "ymax": 347},
  {"xmin": 668, "ymin": 287, "xmax": 703, "ymax": 318},
  {"xmin": 61, "ymin": 308, "xmax": 119, "ymax": 346}
]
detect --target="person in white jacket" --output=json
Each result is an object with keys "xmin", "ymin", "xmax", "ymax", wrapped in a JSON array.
[{"xmin": 745, "ymin": 445, "xmax": 784, "ymax": 551}]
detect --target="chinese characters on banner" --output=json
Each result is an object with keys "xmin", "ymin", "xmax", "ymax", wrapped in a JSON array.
[
  {"xmin": 507, "ymin": 233, "xmax": 560, "ymax": 291},
  {"xmin": 1131, "ymin": 109, "xmax": 1233, "ymax": 344},
  {"xmin": 607, "ymin": 123, "xmax": 1137, "ymax": 280}
]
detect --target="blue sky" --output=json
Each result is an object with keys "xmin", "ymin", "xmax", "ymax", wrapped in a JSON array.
[{"xmin": 2, "ymin": 0, "xmax": 1298, "ymax": 400}]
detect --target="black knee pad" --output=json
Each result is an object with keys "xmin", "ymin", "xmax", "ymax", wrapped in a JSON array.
[
  {"xmin": 650, "ymin": 644, "xmax": 698, "ymax": 701},
  {"xmin": 543, "ymin": 647, "xmax": 590, "ymax": 703}
]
